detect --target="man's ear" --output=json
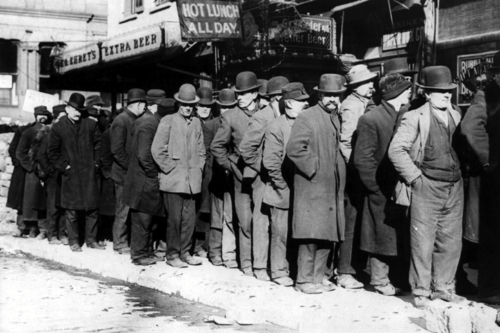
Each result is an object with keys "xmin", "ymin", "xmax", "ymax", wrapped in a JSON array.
[
  {"xmin": 251, "ymin": 91, "xmax": 258, "ymax": 100},
  {"xmin": 284, "ymin": 99, "xmax": 292, "ymax": 108}
]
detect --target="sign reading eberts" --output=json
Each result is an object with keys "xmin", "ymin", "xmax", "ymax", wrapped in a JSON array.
[
  {"xmin": 177, "ymin": 0, "xmax": 241, "ymax": 41},
  {"xmin": 55, "ymin": 43, "xmax": 99, "ymax": 74},
  {"xmin": 101, "ymin": 26, "xmax": 162, "ymax": 63}
]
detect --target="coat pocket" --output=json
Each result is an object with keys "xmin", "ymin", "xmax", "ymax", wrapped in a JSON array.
[{"xmin": 392, "ymin": 179, "xmax": 411, "ymax": 206}]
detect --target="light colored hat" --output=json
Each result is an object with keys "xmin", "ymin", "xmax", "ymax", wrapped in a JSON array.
[{"xmin": 345, "ymin": 65, "xmax": 377, "ymax": 86}]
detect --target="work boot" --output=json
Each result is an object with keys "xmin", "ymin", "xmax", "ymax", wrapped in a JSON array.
[
  {"xmin": 273, "ymin": 276, "xmax": 294, "ymax": 287},
  {"xmin": 224, "ymin": 261, "xmax": 238, "ymax": 269},
  {"xmin": 295, "ymin": 283, "xmax": 323, "ymax": 294},
  {"xmin": 241, "ymin": 267, "xmax": 253, "ymax": 276},
  {"xmin": 70, "ymin": 244, "xmax": 83, "ymax": 252},
  {"xmin": 12, "ymin": 229, "xmax": 28, "ymax": 238},
  {"xmin": 413, "ymin": 295, "xmax": 431, "ymax": 308},
  {"xmin": 431, "ymin": 290, "xmax": 467, "ymax": 304},
  {"xmin": 36, "ymin": 231, "xmax": 47, "ymax": 240},
  {"xmin": 87, "ymin": 242, "xmax": 106, "ymax": 250},
  {"xmin": 49, "ymin": 238, "xmax": 62, "ymax": 245},
  {"xmin": 132, "ymin": 257, "xmax": 157, "ymax": 266},
  {"xmin": 28, "ymin": 227, "xmax": 38, "ymax": 238},
  {"xmin": 167, "ymin": 258, "xmax": 188, "ymax": 268},
  {"xmin": 336, "ymin": 274, "xmax": 364, "ymax": 289},
  {"xmin": 194, "ymin": 249, "xmax": 208, "ymax": 258},
  {"xmin": 60, "ymin": 237, "xmax": 69, "ymax": 245},
  {"xmin": 374, "ymin": 283, "xmax": 401, "ymax": 296},
  {"xmin": 254, "ymin": 269, "xmax": 271, "ymax": 281},
  {"xmin": 210, "ymin": 257, "xmax": 223, "ymax": 266},
  {"xmin": 114, "ymin": 247, "xmax": 131, "ymax": 255},
  {"xmin": 181, "ymin": 255, "xmax": 202, "ymax": 266},
  {"xmin": 321, "ymin": 277, "xmax": 337, "ymax": 292}
]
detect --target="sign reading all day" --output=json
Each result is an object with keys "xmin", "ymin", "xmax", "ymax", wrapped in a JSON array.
[
  {"xmin": 268, "ymin": 16, "xmax": 335, "ymax": 53},
  {"xmin": 54, "ymin": 43, "xmax": 99, "ymax": 74},
  {"xmin": 177, "ymin": 0, "xmax": 241, "ymax": 41},
  {"xmin": 101, "ymin": 25, "xmax": 162, "ymax": 63},
  {"xmin": 456, "ymin": 51, "xmax": 497, "ymax": 106},
  {"xmin": 23, "ymin": 89, "xmax": 59, "ymax": 113}
]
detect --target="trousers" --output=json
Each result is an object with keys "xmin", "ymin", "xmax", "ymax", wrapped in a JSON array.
[
  {"xmin": 113, "ymin": 182, "xmax": 130, "ymax": 250},
  {"xmin": 252, "ymin": 175, "xmax": 270, "ymax": 270},
  {"xmin": 270, "ymin": 207, "xmax": 289, "ymax": 279},
  {"xmin": 130, "ymin": 209, "xmax": 155, "ymax": 260},
  {"xmin": 297, "ymin": 240, "xmax": 331, "ymax": 284},
  {"xmin": 163, "ymin": 192, "xmax": 196, "ymax": 260},
  {"xmin": 65, "ymin": 209, "xmax": 98, "ymax": 246},
  {"xmin": 233, "ymin": 176, "xmax": 253, "ymax": 270}
]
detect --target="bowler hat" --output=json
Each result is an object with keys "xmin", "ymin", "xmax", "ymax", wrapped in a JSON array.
[
  {"xmin": 314, "ymin": 74, "xmax": 347, "ymax": 94},
  {"xmin": 282, "ymin": 82, "xmax": 309, "ymax": 101},
  {"xmin": 416, "ymin": 66, "xmax": 457, "ymax": 90},
  {"xmin": 216, "ymin": 89, "xmax": 237, "ymax": 106},
  {"xmin": 52, "ymin": 104, "xmax": 67, "ymax": 119},
  {"xmin": 157, "ymin": 98, "xmax": 176, "ymax": 117},
  {"xmin": 127, "ymin": 89, "xmax": 147, "ymax": 105},
  {"xmin": 174, "ymin": 84, "xmax": 199, "ymax": 104},
  {"xmin": 66, "ymin": 93, "xmax": 86, "ymax": 112},
  {"xmin": 86, "ymin": 95, "xmax": 104, "ymax": 116},
  {"xmin": 146, "ymin": 89, "xmax": 166, "ymax": 105},
  {"xmin": 383, "ymin": 58, "xmax": 417, "ymax": 76},
  {"xmin": 345, "ymin": 65, "xmax": 377, "ymax": 86},
  {"xmin": 488, "ymin": 51, "xmax": 500, "ymax": 70},
  {"xmin": 267, "ymin": 76, "xmax": 289, "ymax": 96},
  {"xmin": 234, "ymin": 71, "xmax": 261, "ymax": 93},
  {"xmin": 197, "ymin": 87, "xmax": 215, "ymax": 105},
  {"xmin": 257, "ymin": 79, "xmax": 268, "ymax": 97}
]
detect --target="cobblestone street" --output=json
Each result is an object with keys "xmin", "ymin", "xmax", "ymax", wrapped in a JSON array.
[{"xmin": 0, "ymin": 249, "xmax": 292, "ymax": 333}]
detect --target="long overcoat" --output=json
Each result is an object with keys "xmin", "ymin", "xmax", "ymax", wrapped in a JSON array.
[
  {"xmin": 111, "ymin": 108, "xmax": 138, "ymax": 185},
  {"xmin": 354, "ymin": 100, "xmax": 407, "ymax": 256},
  {"xmin": 36, "ymin": 125, "xmax": 62, "ymax": 209},
  {"xmin": 99, "ymin": 127, "xmax": 116, "ymax": 216},
  {"xmin": 16, "ymin": 122, "xmax": 46, "ymax": 218},
  {"xmin": 47, "ymin": 117, "xmax": 101, "ymax": 211},
  {"xmin": 286, "ymin": 103, "xmax": 346, "ymax": 242},
  {"xmin": 7, "ymin": 123, "xmax": 34, "ymax": 211},
  {"xmin": 123, "ymin": 112, "xmax": 164, "ymax": 216},
  {"xmin": 461, "ymin": 80, "xmax": 500, "ymax": 298}
]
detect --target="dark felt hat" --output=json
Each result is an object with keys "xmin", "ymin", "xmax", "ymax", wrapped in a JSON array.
[
  {"xmin": 127, "ymin": 88, "xmax": 147, "ymax": 105},
  {"xmin": 157, "ymin": 98, "xmax": 176, "ymax": 117},
  {"xmin": 380, "ymin": 74, "xmax": 413, "ymax": 100},
  {"xmin": 86, "ymin": 95, "xmax": 104, "ymax": 116},
  {"xmin": 383, "ymin": 58, "xmax": 417, "ymax": 76},
  {"xmin": 34, "ymin": 105, "xmax": 49, "ymax": 116},
  {"xmin": 65, "ymin": 93, "xmax": 86, "ymax": 112},
  {"xmin": 314, "ymin": 74, "xmax": 347, "ymax": 94},
  {"xmin": 257, "ymin": 79, "xmax": 268, "ymax": 97},
  {"xmin": 267, "ymin": 76, "xmax": 289, "ymax": 96},
  {"xmin": 146, "ymin": 89, "xmax": 166, "ymax": 105},
  {"xmin": 416, "ymin": 66, "xmax": 457, "ymax": 90},
  {"xmin": 216, "ymin": 89, "xmax": 237, "ymax": 106},
  {"xmin": 52, "ymin": 104, "xmax": 67, "ymax": 119},
  {"xmin": 174, "ymin": 84, "xmax": 199, "ymax": 104},
  {"xmin": 197, "ymin": 87, "xmax": 215, "ymax": 105},
  {"xmin": 488, "ymin": 51, "xmax": 500, "ymax": 70},
  {"xmin": 234, "ymin": 71, "xmax": 261, "ymax": 93},
  {"xmin": 282, "ymin": 82, "xmax": 309, "ymax": 101}
]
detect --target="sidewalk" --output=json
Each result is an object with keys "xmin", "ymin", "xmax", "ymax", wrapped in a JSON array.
[{"xmin": 1, "ymin": 232, "xmax": 498, "ymax": 333}]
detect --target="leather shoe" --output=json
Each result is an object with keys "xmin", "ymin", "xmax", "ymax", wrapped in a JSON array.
[
  {"xmin": 374, "ymin": 283, "xmax": 400, "ymax": 296},
  {"xmin": 28, "ymin": 227, "xmax": 38, "ymax": 238},
  {"xmin": 49, "ymin": 238, "xmax": 62, "ymax": 245},
  {"xmin": 225, "ymin": 261, "xmax": 239, "ymax": 269},
  {"xmin": 254, "ymin": 269, "xmax": 271, "ymax": 281},
  {"xmin": 148, "ymin": 255, "xmax": 164, "ymax": 263},
  {"xmin": 181, "ymin": 255, "xmax": 202, "ymax": 266},
  {"xmin": 70, "ymin": 244, "xmax": 82, "ymax": 252},
  {"xmin": 87, "ymin": 242, "xmax": 106, "ymax": 250},
  {"xmin": 60, "ymin": 237, "xmax": 69, "ymax": 245},
  {"xmin": 36, "ymin": 231, "xmax": 47, "ymax": 240},
  {"xmin": 210, "ymin": 257, "xmax": 223, "ymax": 266},
  {"xmin": 273, "ymin": 276, "xmax": 294, "ymax": 287},
  {"xmin": 115, "ymin": 247, "xmax": 131, "ymax": 255},
  {"xmin": 336, "ymin": 274, "xmax": 364, "ymax": 289},
  {"xmin": 414, "ymin": 295, "xmax": 431, "ymax": 308},
  {"xmin": 194, "ymin": 249, "xmax": 208, "ymax": 258},
  {"xmin": 241, "ymin": 267, "xmax": 253, "ymax": 276},
  {"xmin": 12, "ymin": 229, "xmax": 28, "ymax": 238},
  {"xmin": 132, "ymin": 257, "xmax": 156, "ymax": 266},
  {"xmin": 431, "ymin": 290, "xmax": 466, "ymax": 303},
  {"xmin": 167, "ymin": 258, "xmax": 188, "ymax": 268},
  {"xmin": 295, "ymin": 283, "xmax": 323, "ymax": 294}
]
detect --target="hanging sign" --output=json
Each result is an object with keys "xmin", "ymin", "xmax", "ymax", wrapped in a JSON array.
[
  {"xmin": 54, "ymin": 43, "xmax": 99, "ymax": 74},
  {"xmin": 456, "ymin": 51, "xmax": 497, "ymax": 106},
  {"xmin": 22, "ymin": 90, "xmax": 59, "ymax": 113},
  {"xmin": 177, "ymin": 0, "xmax": 241, "ymax": 41},
  {"xmin": 101, "ymin": 25, "xmax": 163, "ymax": 63}
]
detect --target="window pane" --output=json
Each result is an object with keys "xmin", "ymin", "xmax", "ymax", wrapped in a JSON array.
[{"xmin": 0, "ymin": 89, "xmax": 11, "ymax": 105}]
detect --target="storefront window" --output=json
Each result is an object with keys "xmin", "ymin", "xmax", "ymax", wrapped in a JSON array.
[
  {"xmin": 0, "ymin": 41, "xmax": 18, "ymax": 106},
  {"xmin": 0, "ymin": 75, "xmax": 18, "ymax": 106}
]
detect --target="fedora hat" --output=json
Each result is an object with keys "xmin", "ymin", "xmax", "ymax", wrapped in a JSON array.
[
  {"xmin": 234, "ymin": 71, "xmax": 261, "ymax": 93},
  {"xmin": 383, "ymin": 58, "xmax": 417, "ymax": 76},
  {"xmin": 65, "ymin": 93, "xmax": 86, "ymax": 112},
  {"xmin": 174, "ymin": 84, "xmax": 199, "ymax": 104},
  {"xmin": 146, "ymin": 89, "xmax": 166, "ymax": 105},
  {"xmin": 216, "ymin": 88, "xmax": 237, "ymax": 106},
  {"xmin": 52, "ymin": 104, "xmax": 67, "ymax": 119},
  {"xmin": 282, "ymin": 82, "xmax": 309, "ymax": 101},
  {"xmin": 197, "ymin": 87, "xmax": 215, "ymax": 105},
  {"xmin": 488, "ymin": 51, "xmax": 500, "ymax": 70},
  {"xmin": 127, "ymin": 89, "xmax": 147, "ymax": 105},
  {"xmin": 345, "ymin": 65, "xmax": 377, "ymax": 86},
  {"xmin": 267, "ymin": 76, "xmax": 289, "ymax": 96},
  {"xmin": 416, "ymin": 66, "xmax": 457, "ymax": 90},
  {"xmin": 314, "ymin": 74, "xmax": 347, "ymax": 94},
  {"xmin": 257, "ymin": 79, "xmax": 268, "ymax": 97},
  {"xmin": 86, "ymin": 95, "xmax": 104, "ymax": 116}
]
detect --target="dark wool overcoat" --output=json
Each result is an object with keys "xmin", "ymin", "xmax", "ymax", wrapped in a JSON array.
[
  {"xmin": 99, "ymin": 127, "xmax": 116, "ymax": 216},
  {"xmin": 7, "ymin": 123, "xmax": 34, "ymax": 211},
  {"xmin": 47, "ymin": 117, "xmax": 101, "ymax": 211},
  {"xmin": 123, "ymin": 112, "xmax": 164, "ymax": 216},
  {"xmin": 111, "ymin": 108, "xmax": 138, "ymax": 185},
  {"xmin": 354, "ymin": 100, "xmax": 407, "ymax": 256},
  {"xmin": 461, "ymin": 80, "xmax": 500, "ymax": 298},
  {"xmin": 36, "ymin": 126, "xmax": 62, "ymax": 209},
  {"xmin": 16, "ymin": 122, "xmax": 46, "ymax": 219},
  {"xmin": 286, "ymin": 103, "xmax": 346, "ymax": 242}
]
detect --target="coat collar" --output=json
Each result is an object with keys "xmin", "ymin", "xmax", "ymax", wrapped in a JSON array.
[
  {"xmin": 124, "ymin": 108, "xmax": 139, "ymax": 119},
  {"xmin": 415, "ymin": 101, "xmax": 461, "ymax": 126}
]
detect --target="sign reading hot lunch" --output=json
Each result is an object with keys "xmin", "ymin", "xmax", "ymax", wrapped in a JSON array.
[
  {"xmin": 101, "ymin": 25, "xmax": 162, "ymax": 63},
  {"xmin": 177, "ymin": 0, "xmax": 241, "ymax": 41}
]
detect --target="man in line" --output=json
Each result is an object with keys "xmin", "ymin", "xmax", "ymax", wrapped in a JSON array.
[
  {"xmin": 211, "ymin": 72, "xmax": 262, "ymax": 276},
  {"xmin": 389, "ymin": 66, "xmax": 465, "ymax": 306},
  {"xmin": 48, "ymin": 93, "xmax": 103, "ymax": 252},
  {"xmin": 240, "ymin": 75, "xmax": 289, "ymax": 281},
  {"xmin": 124, "ymin": 98, "xmax": 174, "ymax": 266},
  {"xmin": 152, "ymin": 84, "xmax": 206, "ymax": 268},
  {"xmin": 287, "ymin": 74, "xmax": 346, "ymax": 294},
  {"xmin": 461, "ymin": 51, "xmax": 500, "ymax": 304},
  {"xmin": 16, "ymin": 105, "xmax": 52, "ymax": 239},
  {"xmin": 262, "ymin": 82, "xmax": 306, "ymax": 286},
  {"xmin": 354, "ymin": 74, "xmax": 412, "ymax": 296},
  {"xmin": 111, "ymin": 89, "xmax": 147, "ymax": 254},
  {"xmin": 337, "ymin": 65, "xmax": 377, "ymax": 290}
]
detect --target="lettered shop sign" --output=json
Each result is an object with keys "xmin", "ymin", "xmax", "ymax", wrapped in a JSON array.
[
  {"xmin": 177, "ymin": 0, "xmax": 241, "ymax": 41},
  {"xmin": 101, "ymin": 25, "xmax": 162, "ymax": 63}
]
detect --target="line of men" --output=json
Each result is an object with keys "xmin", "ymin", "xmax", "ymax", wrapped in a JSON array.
[{"xmin": 7, "ymin": 51, "xmax": 500, "ymax": 305}]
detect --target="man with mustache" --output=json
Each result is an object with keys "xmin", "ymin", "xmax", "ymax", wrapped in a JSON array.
[{"xmin": 389, "ymin": 66, "xmax": 465, "ymax": 306}]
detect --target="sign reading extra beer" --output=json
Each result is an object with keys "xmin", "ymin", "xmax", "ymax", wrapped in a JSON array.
[
  {"xmin": 177, "ymin": 0, "xmax": 241, "ymax": 41},
  {"xmin": 55, "ymin": 43, "xmax": 99, "ymax": 74},
  {"xmin": 101, "ymin": 25, "xmax": 162, "ymax": 63}
]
